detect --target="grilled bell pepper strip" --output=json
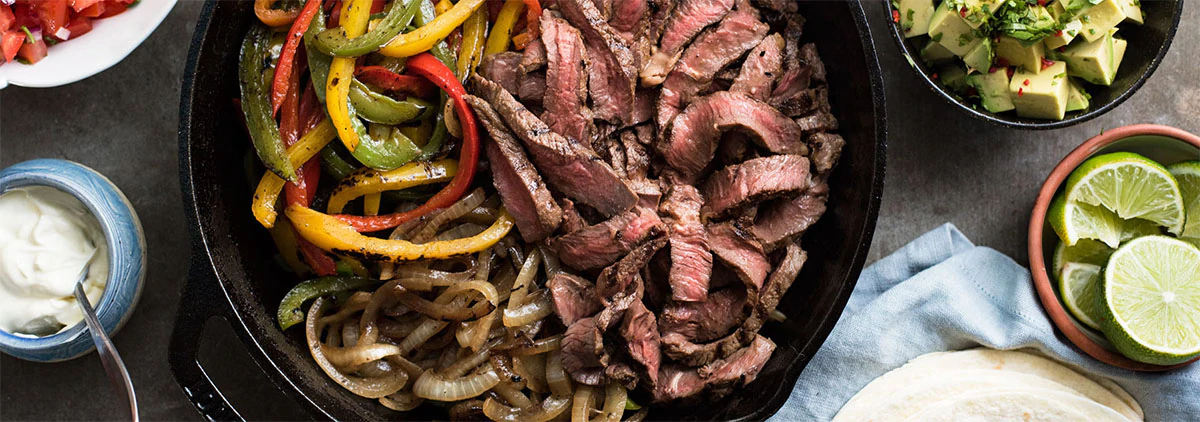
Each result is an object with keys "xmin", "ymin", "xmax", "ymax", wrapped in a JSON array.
[
  {"xmin": 255, "ymin": 0, "xmax": 301, "ymax": 27},
  {"xmin": 320, "ymin": 143, "xmax": 358, "ymax": 181},
  {"xmin": 252, "ymin": 119, "xmax": 338, "ymax": 228},
  {"xmin": 355, "ymin": 66, "xmax": 437, "ymax": 98},
  {"xmin": 298, "ymin": 237, "xmax": 337, "ymax": 276},
  {"xmin": 313, "ymin": 0, "xmax": 421, "ymax": 57},
  {"xmin": 327, "ymin": 0, "xmax": 372, "ymax": 152},
  {"xmin": 378, "ymin": 0, "xmax": 485, "ymax": 58},
  {"xmin": 416, "ymin": 0, "xmax": 458, "ymax": 71},
  {"xmin": 286, "ymin": 205, "xmax": 514, "ymax": 262},
  {"xmin": 268, "ymin": 216, "xmax": 309, "ymax": 274},
  {"xmin": 327, "ymin": 159, "xmax": 458, "ymax": 213},
  {"xmin": 485, "ymin": 0, "xmax": 524, "ymax": 56},
  {"xmin": 270, "ymin": 0, "xmax": 322, "ymax": 116},
  {"xmin": 349, "ymin": 79, "xmax": 432, "ymax": 125},
  {"xmin": 511, "ymin": 0, "xmax": 542, "ymax": 49},
  {"xmin": 277, "ymin": 276, "xmax": 379, "ymax": 330},
  {"xmin": 457, "ymin": 6, "xmax": 488, "ymax": 79},
  {"xmin": 240, "ymin": 24, "xmax": 297, "ymax": 182},
  {"xmin": 304, "ymin": 5, "xmax": 333, "ymax": 104},
  {"xmin": 332, "ymin": 53, "xmax": 480, "ymax": 232}
]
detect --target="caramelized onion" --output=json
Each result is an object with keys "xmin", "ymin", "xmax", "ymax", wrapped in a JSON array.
[
  {"xmin": 503, "ymin": 289, "xmax": 553, "ymax": 327},
  {"xmin": 483, "ymin": 394, "xmax": 570, "ymax": 422},
  {"xmin": 306, "ymin": 298, "xmax": 408, "ymax": 398},
  {"xmin": 412, "ymin": 188, "xmax": 488, "ymax": 243},
  {"xmin": 492, "ymin": 381, "xmax": 534, "ymax": 409},
  {"xmin": 515, "ymin": 354, "xmax": 548, "ymax": 394},
  {"xmin": 379, "ymin": 391, "xmax": 424, "ymax": 412},
  {"xmin": 571, "ymin": 385, "xmax": 596, "ymax": 422},
  {"xmin": 545, "ymin": 351, "xmax": 572, "ymax": 397},
  {"xmin": 321, "ymin": 343, "xmax": 403, "ymax": 372},
  {"xmin": 509, "ymin": 249, "xmax": 542, "ymax": 309},
  {"xmin": 511, "ymin": 335, "xmax": 563, "ymax": 356},
  {"xmin": 398, "ymin": 318, "xmax": 448, "ymax": 355},
  {"xmin": 412, "ymin": 367, "xmax": 500, "ymax": 401},
  {"xmin": 595, "ymin": 382, "xmax": 627, "ymax": 422},
  {"xmin": 396, "ymin": 292, "xmax": 495, "ymax": 322}
]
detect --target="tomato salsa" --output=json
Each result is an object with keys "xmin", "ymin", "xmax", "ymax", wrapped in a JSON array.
[{"xmin": 0, "ymin": 0, "xmax": 138, "ymax": 65}]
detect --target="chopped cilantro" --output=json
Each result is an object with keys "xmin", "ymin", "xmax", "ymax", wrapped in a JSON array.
[
  {"xmin": 44, "ymin": 36, "xmax": 58, "ymax": 46},
  {"xmin": 15, "ymin": 57, "xmax": 31, "ymax": 65},
  {"xmin": 906, "ymin": 9, "xmax": 914, "ymax": 21},
  {"xmin": 1054, "ymin": 72, "xmax": 1067, "ymax": 79},
  {"xmin": 20, "ymin": 26, "xmax": 33, "ymax": 44},
  {"xmin": 931, "ymin": 32, "xmax": 944, "ymax": 42},
  {"xmin": 1082, "ymin": 15, "xmax": 1092, "ymax": 23},
  {"xmin": 958, "ymin": 33, "xmax": 973, "ymax": 46},
  {"xmin": 1089, "ymin": 28, "xmax": 1096, "ymax": 35}
]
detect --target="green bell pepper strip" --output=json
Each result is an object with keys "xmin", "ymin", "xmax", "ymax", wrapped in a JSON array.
[
  {"xmin": 277, "ymin": 276, "xmax": 378, "ymax": 330},
  {"xmin": 303, "ymin": 6, "xmax": 333, "ymax": 104},
  {"xmin": 415, "ymin": 0, "xmax": 458, "ymax": 74},
  {"xmin": 240, "ymin": 24, "xmax": 297, "ymax": 182},
  {"xmin": 320, "ymin": 143, "xmax": 359, "ymax": 181},
  {"xmin": 344, "ymin": 99, "xmax": 442, "ymax": 170},
  {"xmin": 349, "ymin": 79, "xmax": 433, "ymax": 125},
  {"xmin": 313, "ymin": 0, "xmax": 422, "ymax": 57}
]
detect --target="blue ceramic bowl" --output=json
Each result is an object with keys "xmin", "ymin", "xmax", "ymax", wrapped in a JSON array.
[{"xmin": 0, "ymin": 159, "xmax": 146, "ymax": 362}]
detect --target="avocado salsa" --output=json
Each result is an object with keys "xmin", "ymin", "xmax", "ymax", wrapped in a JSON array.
[{"xmin": 895, "ymin": 0, "xmax": 1143, "ymax": 121}]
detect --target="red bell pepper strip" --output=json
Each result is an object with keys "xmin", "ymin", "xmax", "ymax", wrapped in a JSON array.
[
  {"xmin": 279, "ymin": 52, "xmax": 335, "ymax": 276},
  {"xmin": 511, "ymin": 0, "xmax": 541, "ymax": 49},
  {"xmin": 270, "ymin": 0, "xmax": 322, "ymax": 117},
  {"xmin": 333, "ymin": 52, "xmax": 480, "ymax": 232},
  {"xmin": 354, "ymin": 65, "xmax": 437, "ymax": 98}
]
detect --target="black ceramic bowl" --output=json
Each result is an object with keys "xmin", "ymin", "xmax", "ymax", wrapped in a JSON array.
[
  {"xmin": 884, "ymin": 0, "xmax": 1181, "ymax": 129},
  {"xmin": 169, "ymin": 1, "xmax": 887, "ymax": 420}
]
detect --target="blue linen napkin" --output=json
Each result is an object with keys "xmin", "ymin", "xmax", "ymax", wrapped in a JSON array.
[{"xmin": 768, "ymin": 223, "xmax": 1200, "ymax": 421}]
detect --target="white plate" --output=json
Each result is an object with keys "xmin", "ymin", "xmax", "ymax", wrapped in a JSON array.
[{"xmin": 0, "ymin": 0, "xmax": 177, "ymax": 89}]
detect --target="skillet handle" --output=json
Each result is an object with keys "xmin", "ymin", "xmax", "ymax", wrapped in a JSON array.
[{"xmin": 168, "ymin": 262, "xmax": 246, "ymax": 422}]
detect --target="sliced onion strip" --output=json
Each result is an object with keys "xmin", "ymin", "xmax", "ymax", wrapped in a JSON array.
[
  {"xmin": 483, "ymin": 394, "xmax": 570, "ymax": 422},
  {"xmin": 411, "ymin": 367, "xmax": 500, "ymax": 401},
  {"xmin": 306, "ymin": 298, "xmax": 409, "ymax": 398},
  {"xmin": 503, "ymin": 288, "xmax": 553, "ymax": 327}
]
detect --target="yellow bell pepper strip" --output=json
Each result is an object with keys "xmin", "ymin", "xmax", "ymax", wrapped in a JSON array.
[
  {"xmin": 378, "ymin": 0, "xmax": 485, "ymax": 58},
  {"xmin": 252, "ymin": 119, "xmax": 338, "ymax": 228},
  {"xmin": 240, "ymin": 24, "xmax": 298, "ymax": 182},
  {"xmin": 255, "ymin": 0, "xmax": 301, "ymax": 27},
  {"xmin": 327, "ymin": 0, "xmax": 373, "ymax": 152},
  {"xmin": 457, "ymin": 6, "xmax": 488, "ymax": 79},
  {"xmin": 313, "ymin": 0, "xmax": 422, "ymax": 57},
  {"xmin": 434, "ymin": 0, "xmax": 452, "ymax": 15},
  {"xmin": 268, "ymin": 216, "xmax": 309, "ymax": 275},
  {"xmin": 286, "ymin": 205, "xmax": 515, "ymax": 263},
  {"xmin": 339, "ymin": 256, "xmax": 371, "ymax": 277},
  {"xmin": 485, "ymin": 0, "xmax": 524, "ymax": 56},
  {"xmin": 327, "ymin": 159, "xmax": 458, "ymax": 213},
  {"xmin": 363, "ymin": 193, "xmax": 382, "ymax": 215}
]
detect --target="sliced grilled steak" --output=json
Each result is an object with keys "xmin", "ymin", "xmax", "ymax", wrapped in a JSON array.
[
  {"xmin": 465, "ymin": 95, "xmax": 563, "ymax": 242},
  {"xmin": 808, "ymin": 132, "xmax": 844, "ymax": 175},
  {"xmin": 662, "ymin": 92, "xmax": 807, "ymax": 179},
  {"xmin": 701, "ymin": 334, "xmax": 775, "ymax": 395},
  {"xmin": 799, "ymin": 42, "xmax": 826, "ymax": 84},
  {"xmin": 558, "ymin": 0, "xmax": 638, "ymax": 125},
  {"xmin": 660, "ymin": 184, "xmax": 711, "ymax": 302},
  {"xmin": 653, "ymin": 365, "xmax": 707, "ymax": 402},
  {"xmin": 540, "ymin": 16, "xmax": 594, "ymax": 143},
  {"xmin": 609, "ymin": 0, "xmax": 646, "ymax": 34},
  {"xmin": 657, "ymin": 7, "xmax": 768, "ymax": 130},
  {"xmin": 707, "ymin": 222, "xmax": 770, "ymax": 290},
  {"xmin": 520, "ymin": 38, "xmax": 547, "ymax": 74},
  {"xmin": 730, "ymin": 34, "xmax": 783, "ymax": 101},
  {"xmin": 479, "ymin": 51, "xmax": 523, "ymax": 94},
  {"xmin": 549, "ymin": 272, "xmax": 603, "ymax": 325},
  {"xmin": 621, "ymin": 299, "xmax": 661, "ymax": 384},
  {"xmin": 596, "ymin": 237, "xmax": 666, "ymax": 299},
  {"xmin": 795, "ymin": 111, "xmax": 839, "ymax": 135},
  {"xmin": 752, "ymin": 180, "xmax": 828, "ymax": 250},
  {"xmin": 621, "ymin": 130, "xmax": 650, "ymax": 179},
  {"xmin": 630, "ymin": 88, "xmax": 657, "ymax": 127},
  {"xmin": 659, "ymin": 288, "xmax": 748, "ymax": 342},
  {"xmin": 739, "ymin": 242, "xmax": 806, "ymax": 337},
  {"xmin": 561, "ymin": 316, "xmax": 607, "ymax": 385},
  {"xmin": 700, "ymin": 154, "xmax": 809, "ymax": 219},
  {"xmin": 553, "ymin": 205, "xmax": 664, "ymax": 271},
  {"xmin": 471, "ymin": 75, "xmax": 637, "ymax": 216},
  {"xmin": 640, "ymin": 0, "xmax": 734, "ymax": 86},
  {"xmin": 606, "ymin": 361, "xmax": 641, "ymax": 390},
  {"xmin": 517, "ymin": 71, "xmax": 546, "ymax": 106}
]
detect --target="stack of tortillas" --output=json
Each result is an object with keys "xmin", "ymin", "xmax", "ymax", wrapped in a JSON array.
[{"xmin": 833, "ymin": 348, "xmax": 1143, "ymax": 422}]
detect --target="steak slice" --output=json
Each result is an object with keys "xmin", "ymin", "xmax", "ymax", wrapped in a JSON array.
[
  {"xmin": 701, "ymin": 334, "xmax": 775, "ymax": 396},
  {"xmin": 795, "ymin": 111, "xmax": 839, "ymax": 135},
  {"xmin": 549, "ymin": 272, "xmax": 603, "ymax": 325},
  {"xmin": 653, "ymin": 365, "xmax": 707, "ymax": 402},
  {"xmin": 701, "ymin": 154, "xmax": 810, "ymax": 220},
  {"xmin": 730, "ymin": 34, "xmax": 783, "ymax": 101},
  {"xmin": 609, "ymin": 0, "xmax": 646, "ymax": 34},
  {"xmin": 707, "ymin": 222, "xmax": 770, "ymax": 290},
  {"xmin": 553, "ymin": 205, "xmax": 664, "ymax": 271},
  {"xmin": 479, "ymin": 51, "xmax": 523, "ymax": 94},
  {"xmin": 808, "ymin": 132, "xmax": 845, "ymax": 175},
  {"xmin": 739, "ymin": 242, "xmax": 806, "ymax": 338},
  {"xmin": 471, "ymin": 75, "xmax": 637, "ymax": 216},
  {"xmin": 561, "ymin": 316, "xmax": 607, "ymax": 385},
  {"xmin": 658, "ymin": 288, "xmax": 748, "ymax": 342},
  {"xmin": 465, "ymin": 95, "xmax": 563, "ymax": 242},
  {"xmin": 596, "ymin": 236, "xmax": 666, "ymax": 299},
  {"xmin": 517, "ymin": 71, "xmax": 546, "ymax": 106},
  {"xmin": 621, "ymin": 299, "xmax": 661, "ymax": 384},
  {"xmin": 662, "ymin": 92, "xmax": 807, "ymax": 179},
  {"xmin": 752, "ymin": 178, "xmax": 828, "ymax": 250},
  {"xmin": 656, "ymin": 6, "xmax": 768, "ymax": 131},
  {"xmin": 640, "ymin": 0, "xmax": 734, "ymax": 86},
  {"xmin": 660, "ymin": 184, "xmax": 712, "ymax": 302},
  {"xmin": 558, "ymin": 0, "xmax": 637, "ymax": 125},
  {"xmin": 540, "ymin": 16, "xmax": 594, "ymax": 144},
  {"xmin": 520, "ymin": 38, "xmax": 547, "ymax": 74}
]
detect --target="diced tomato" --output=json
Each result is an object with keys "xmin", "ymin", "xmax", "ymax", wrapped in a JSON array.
[
  {"xmin": 78, "ymin": 2, "xmax": 105, "ymax": 17},
  {"xmin": 1, "ymin": 31, "xmax": 24, "ymax": 62},
  {"xmin": 97, "ymin": 0, "xmax": 127, "ymax": 18},
  {"xmin": 12, "ymin": 3, "xmax": 38, "ymax": 29},
  {"xmin": 35, "ymin": 0, "xmax": 69, "ymax": 40},
  {"xmin": 66, "ymin": 16, "xmax": 92, "ymax": 38},
  {"xmin": 18, "ymin": 36, "xmax": 47, "ymax": 63},
  {"xmin": 69, "ymin": 0, "xmax": 102, "ymax": 12},
  {"xmin": 0, "ymin": 6, "xmax": 15, "ymax": 33}
]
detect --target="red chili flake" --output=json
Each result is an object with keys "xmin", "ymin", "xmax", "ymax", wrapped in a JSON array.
[
  {"xmin": 1041, "ymin": 58, "xmax": 1056, "ymax": 70},
  {"xmin": 893, "ymin": 9, "xmax": 900, "ymax": 23},
  {"xmin": 996, "ymin": 58, "xmax": 1010, "ymax": 68},
  {"xmin": 1037, "ymin": 0, "xmax": 1047, "ymax": 5},
  {"xmin": 1055, "ymin": 30, "xmax": 1064, "ymax": 37},
  {"xmin": 1018, "ymin": 87, "xmax": 1025, "ymax": 97},
  {"xmin": 931, "ymin": 72, "xmax": 939, "ymax": 80},
  {"xmin": 1023, "ymin": 79, "xmax": 1031, "ymax": 86},
  {"xmin": 960, "ymin": 7, "xmax": 968, "ymax": 17},
  {"xmin": 1006, "ymin": 67, "xmax": 1015, "ymax": 78}
]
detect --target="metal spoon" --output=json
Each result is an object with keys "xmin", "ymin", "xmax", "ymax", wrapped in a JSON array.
[{"xmin": 73, "ymin": 266, "xmax": 140, "ymax": 422}]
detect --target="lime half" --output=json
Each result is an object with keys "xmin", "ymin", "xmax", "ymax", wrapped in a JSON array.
[
  {"xmin": 1101, "ymin": 235, "xmax": 1200, "ymax": 365},
  {"xmin": 1061, "ymin": 263, "xmax": 1105, "ymax": 330},
  {"xmin": 1167, "ymin": 161, "xmax": 1200, "ymax": 239},
  {"xmin": 1065, "ymin": 152, "xmax": 1185, "ymax": 235},
  {"xmin": 1048, "ymin": 194, "xmax": 1126, "ymax": 248},
  {"xmin": 1053, "ymin": 239, "xmax": 1112, "ymax": 279}
]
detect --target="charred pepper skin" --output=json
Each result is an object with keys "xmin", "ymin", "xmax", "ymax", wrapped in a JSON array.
[{"xmin": 241, "ymin": 24, "xmax": 298, "ymax": 182}]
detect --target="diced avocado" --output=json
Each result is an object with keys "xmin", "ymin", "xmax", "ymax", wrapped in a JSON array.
[
  {"xmin": 1118, "ymin": 0, "xmax": 1143, "ymax": 24},
  {"xmin": 1113, "ymin": 36, "xmax": 1128, "ymax": 70},
  {"xmin": 1060, "ymin": 28, "xmax": 1123, "ymax": 85},
  {"xmin": 950, "ymin": 0, "xmax": 1009, "ymax": 28},
  {"xmin": 938, "ymin": 64, "xmax": 970, "ymax": 93},
  {"xmin": 1044, "ymin": 19, "xmax": 1083, "ymax": 50},
  {"xmin": 1076, "ymin": 0, "xmax": 1127, "ymax": 42},
  {"xmin": 996, "ymin": 36, "xmax": 1045, "ymax": 74},
  {"xmin": 1066, "ymin": 80, "xmax": 1090, "ymax": 112},
  {"xmin": 1048, "ymin": 0, "xmax": 1068, "ymax": 20},
  {"xmin": 1009, "ymin": 61, "xmax": 1070, "ymax": 120},
  {"xmin": 929, "ymin": 1, "xmax": 982, "ymax": 56},
  {"xmin": 921, "ymin": 39, "xmax": 957, "ymax": 63},
  {"xmin": 968, "ymin": 69, "xmax": 1016, "ymax": 113},
  {"xmin": 899, "ymin": 0, "xmax": 937, "ymax": 38},
  {"xmin": 962, "ymin": 37, "xmax": 995, "ymax": 73}
]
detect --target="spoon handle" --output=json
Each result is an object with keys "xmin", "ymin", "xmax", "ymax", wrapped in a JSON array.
[{"xmin": 75, "ymin": 283, "xmax": 140, "ymax": 422}]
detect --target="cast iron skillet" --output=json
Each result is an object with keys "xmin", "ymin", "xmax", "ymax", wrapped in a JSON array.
[{"xmin": 169, "ymin": 1, "xmax": 887, "ymax": 420}]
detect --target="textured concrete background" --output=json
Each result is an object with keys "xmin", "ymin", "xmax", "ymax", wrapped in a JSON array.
[{"xmin": 0, "ymin": 0, "xmax": 1195, "ymax": 420}]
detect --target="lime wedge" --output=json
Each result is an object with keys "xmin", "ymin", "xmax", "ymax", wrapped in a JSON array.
[
  {"xmin": 1065, "ymin": 152, "xmax": 1185, "ymax": 235},
  {"xmin": 1048, "ymin": 193, "xmax": 1126, "ymax": 248},
  {"xmin": 1060, "ymin": 262, "xmax": 1105, "ymax": 330},
  {"xmin": 1101, "ymin": 235, "xmax": 1200, "ymax": 365},
  {"xmin": 1053, "ymin": 239, "xmax": 1112, "ymax": 278},
  {"xmin": 1167, "ymin": 161, "xmax": 1200, "ymax": 239}
]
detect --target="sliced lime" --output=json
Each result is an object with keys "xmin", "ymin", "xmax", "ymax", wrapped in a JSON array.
[
  {"xmin": 1101, "ymin": 235, "xmax": 1200, "ymax": 365},
  {"xmin": 1060, "ymin": 262, "xmax": 1105, "ymax": 331},
  {"xmin": 1053, "ymin": 239, "xmax": 1112, "ymax": 279},
  {"xmin": 1065, "ymin": 152, "xmax": 1185, "ymax": 235},
  {"xmin": 1048, "ymin": 193, "xmax": 1126, "ymax": 248},
  {"xmin": 1167, "ymin": 161, "xmax": 1200, "ymax": 239}
]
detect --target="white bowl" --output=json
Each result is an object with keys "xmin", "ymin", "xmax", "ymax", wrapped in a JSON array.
[{"xmin": 0, "ymin": 0, "xmax": 177, "ymax": 89}]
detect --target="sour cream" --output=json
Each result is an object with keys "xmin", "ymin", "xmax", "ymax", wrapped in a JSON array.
[{"xmin": 0, "ymin": 186, "xmax": 108, "ymax": 336}]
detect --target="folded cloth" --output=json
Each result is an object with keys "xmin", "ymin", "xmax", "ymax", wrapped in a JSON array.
[{"xmin": 769, "ymin": 223, "xmax": 1200, "ymax": 421}]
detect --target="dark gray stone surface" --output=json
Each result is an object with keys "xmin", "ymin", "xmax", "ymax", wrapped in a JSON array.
[{"xmin": 0, "ymin": 1, "xmax": 1195, "ymax": 420}]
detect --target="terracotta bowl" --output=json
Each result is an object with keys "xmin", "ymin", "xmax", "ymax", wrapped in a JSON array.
[{"xmin": 1029, "ymin": 124, "xmax": 1200, "ymax": 371}]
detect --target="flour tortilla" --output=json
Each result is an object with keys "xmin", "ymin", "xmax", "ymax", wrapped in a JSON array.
[
  {"xmin": 835, "ymin": 348, "xmax": 1141, "ymax": 421},
  {"xmin": 833, "ymin": 369, "xmax": 1093, "ymax": 421},
  {"xmin": 903, "ymin": 390, "xmax": 1130, "ymax": 422}
]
